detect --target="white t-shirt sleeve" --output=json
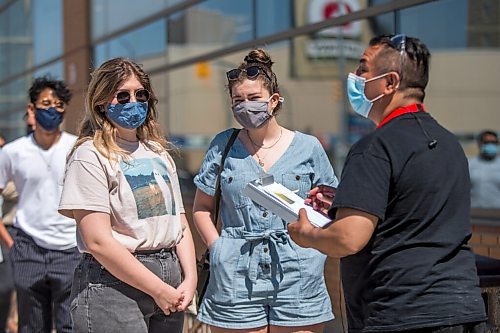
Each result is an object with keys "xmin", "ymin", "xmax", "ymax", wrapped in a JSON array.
[{"xmin": 59, "ymin": 147, "xmax": 110, "ymax": 219}]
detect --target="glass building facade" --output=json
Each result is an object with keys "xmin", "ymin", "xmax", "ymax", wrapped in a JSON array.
[{"xmin": 1, "ymin": 0, "xmax": 499, "ymax": 172}]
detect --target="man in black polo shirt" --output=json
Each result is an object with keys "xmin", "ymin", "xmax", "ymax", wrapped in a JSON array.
[{"xmin": 288, "ymin": 35, "xmax": 487, "ymax": 333}]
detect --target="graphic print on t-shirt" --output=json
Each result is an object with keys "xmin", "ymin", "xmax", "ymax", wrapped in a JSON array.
[{"xmin": 121, "ymin": 157, "xmax": 176, "ymax": 219}]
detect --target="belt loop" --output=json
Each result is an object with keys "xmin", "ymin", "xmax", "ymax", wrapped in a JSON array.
[
  {"xmin": 160, "ymin": 247, "xmax": 175, "ymax": 259},
  {"xmin": 134, "ymin": 247, "xmax": 175, "ymax": 257}
]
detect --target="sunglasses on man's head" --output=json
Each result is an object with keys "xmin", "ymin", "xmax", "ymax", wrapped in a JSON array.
[
  {"xmin": 115, "ymin": 89, "xmax": 150, "ymax": 104},
  {"xmin": 389, "ymin": 34, "xmax": 407, "ymax": 55},
  {"xmin": 226, "ymin": 65, "xmax": 272, "ymax": 83}
]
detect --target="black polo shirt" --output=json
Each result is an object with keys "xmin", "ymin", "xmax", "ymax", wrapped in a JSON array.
[{"xmin": 330, "ymin": 109, "xmax": 487, "ymax": 332}]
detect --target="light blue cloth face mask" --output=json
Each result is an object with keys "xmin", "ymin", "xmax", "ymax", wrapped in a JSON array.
[
  {"xmin": 106, "ymin": 102, "xmax": 148, "ymax": 129},
  {"xmin": 347, "ymin": 72, "xmax": 389, "ymax": 118}
]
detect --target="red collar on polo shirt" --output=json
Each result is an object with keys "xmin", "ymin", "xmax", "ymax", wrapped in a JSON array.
[{"xmin": 377, "ymin": 103, "xmax": 426, "ymax": 128}]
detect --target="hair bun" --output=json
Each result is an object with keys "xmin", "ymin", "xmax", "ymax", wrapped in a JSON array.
[{"xmin": 244, "ymin": 49, "xmax": 274, "ymax": 69}]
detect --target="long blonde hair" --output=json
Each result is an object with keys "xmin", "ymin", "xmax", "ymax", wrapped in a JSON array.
[{"xmin": 69, "ymin": 57, "xmax": 168, "ymax": 161}]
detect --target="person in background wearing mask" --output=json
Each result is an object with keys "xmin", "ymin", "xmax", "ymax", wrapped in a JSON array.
[
  {"xmin": 0, "ymin": 76, "xmax": 80, "ymax": 333},
  {"xmin": 193, "ymin": 48, "xmax": 338, "ymax": 332},
  {"xmin": 469, "ymin": 130, "xmax": 500, "ymax": 209},
  {"xmin": 288, "ymin": 35, "xmax": 487, "ymax": 333}
]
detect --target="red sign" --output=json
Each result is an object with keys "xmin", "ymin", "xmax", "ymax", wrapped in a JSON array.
[{"xmin": 308, "ymin": 0, "xmax": 362, "ymax": 38}]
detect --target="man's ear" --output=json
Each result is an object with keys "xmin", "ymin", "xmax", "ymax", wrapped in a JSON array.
[
  {"xmin": 384, "ymin": 72, "xmax": 401, "ymax": 94},
  {"xmin": 26, "ymin": 103, "xmax": 34, "ymax": 113}
]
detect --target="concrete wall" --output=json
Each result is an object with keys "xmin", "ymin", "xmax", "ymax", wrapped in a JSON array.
[{"xmin": 427, "ymin": 50, "xmax": 500, "ymax": 134}]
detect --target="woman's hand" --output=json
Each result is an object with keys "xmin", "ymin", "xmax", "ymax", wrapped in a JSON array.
[
  {"xmin": 175, "ymin": 277, "xmax": 197, "ymax": 311},
  {"xmin": 153, "ymin": 283, "xmax": 185, "ymax": 315}
]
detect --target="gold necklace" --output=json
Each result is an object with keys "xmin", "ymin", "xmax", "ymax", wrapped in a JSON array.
[
  {"xmin": 247, "ymin": 128, "xmax": 283, "ymax": 167},
  {"xmin": 247, "ymin": 128, "xmax": 283, "ymax": 149},
  {"xmin": 254, "ymin": 150, "xmax": 266, "ymax": 167}
]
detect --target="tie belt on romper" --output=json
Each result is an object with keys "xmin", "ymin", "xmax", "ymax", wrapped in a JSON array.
[{"xmin": 222, "ymin": 228, "xmax": 288, "ymax": 283}]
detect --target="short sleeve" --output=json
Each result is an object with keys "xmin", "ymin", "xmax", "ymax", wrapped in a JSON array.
[
  {"xmin": 58, "ymin": 146, "xmax": 110, "ymax": 218},
  {"xmin": 330, "ymin": 151, "xmax": 391, "ymax": 220},
  {"xmin": 193, "ymin": 130, "xmax": 234, "ymax": 197},
  {"xmin": 311, "ymin": 138, "xmax": 338, "ymax": 188}
]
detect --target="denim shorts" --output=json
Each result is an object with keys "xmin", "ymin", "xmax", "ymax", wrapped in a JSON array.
[{"xmin": 70, "ymin": 249, "xmax": 184, "ymax": 333}]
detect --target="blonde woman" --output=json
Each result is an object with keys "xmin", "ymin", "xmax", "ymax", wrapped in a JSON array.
[{"xmin": 58, "ymin": 57, "xmax": 196, "ymax": 333}]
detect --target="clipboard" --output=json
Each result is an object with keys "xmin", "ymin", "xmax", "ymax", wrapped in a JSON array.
[{"xmin": 243, "ymin": 174, "xmax": 333, "ymax": 228}]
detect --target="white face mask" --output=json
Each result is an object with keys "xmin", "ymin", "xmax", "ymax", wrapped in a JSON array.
[{"xmin": 346, "ymin": 72, "xmax": 389, "ymax": 118}]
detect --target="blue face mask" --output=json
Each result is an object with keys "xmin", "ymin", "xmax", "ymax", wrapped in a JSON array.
[
  {"xmin": 480, "ymin": 143, "xmax": 498, "ymax": 158},
  {"xmin": 106, "ymin": 102, "xmax": 148, "ymax": 129},
  {"xmin": 347, "ymin": 72, "xmax": 389, "ymax": 118},
  {"xmin": 35, "ymin": 107, "xmax": 64, "ymax": 131}
]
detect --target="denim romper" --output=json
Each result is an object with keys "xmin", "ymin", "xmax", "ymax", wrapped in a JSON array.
[{"xmin": 194, "ymin": 129, "xmax": 338, "ymax": 329}]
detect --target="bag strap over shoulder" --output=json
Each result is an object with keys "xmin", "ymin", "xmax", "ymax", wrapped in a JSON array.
[
  {"xmin": 195, "ymin": 129, "xmax": 240, "ymax": 312},
  {"xmin": 213, "ymin": 128, "xmax": 241, "ymax": 227}
]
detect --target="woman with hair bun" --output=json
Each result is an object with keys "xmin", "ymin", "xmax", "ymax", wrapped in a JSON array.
[{"xmin": 193, "ymin": 48, "xmax": 338, "ymax": 332}]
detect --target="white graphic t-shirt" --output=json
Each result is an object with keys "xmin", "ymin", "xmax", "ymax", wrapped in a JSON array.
[{"xmin": 59, "ymin": 139, "xmax": 185, "ymax": 252}]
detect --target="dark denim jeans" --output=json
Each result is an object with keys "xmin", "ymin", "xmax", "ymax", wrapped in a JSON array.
[{"xmin": 70, "ymin": 249, "xmax": 184, "ymax": 333}]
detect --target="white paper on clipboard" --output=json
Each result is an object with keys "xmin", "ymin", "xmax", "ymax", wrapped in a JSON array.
[{"xmin": 243, "ymin": 175, "xmax": 332, "ymax": 228}]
